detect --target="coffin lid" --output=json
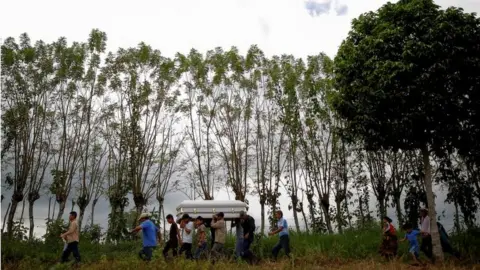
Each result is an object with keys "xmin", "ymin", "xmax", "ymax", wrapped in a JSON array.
[{"xmin": 175, "ymin": 200, "xmax": 248, "ymax": 212}]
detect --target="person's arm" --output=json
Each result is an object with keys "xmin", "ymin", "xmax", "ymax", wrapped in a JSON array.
[
  {"xmin": 60, "ymin": 222, "xmax": 77, "ymax": 238},
  {"xmin": 269, "ymin": 219, "xmax": 284, "ymax": 236},
  {"xmin": 175, "ymin": 224, "xmax": 182, "ymax": 243},
  {"xmin": 211, "ymin": 220, "xmax": 221, "ymax": 229}
]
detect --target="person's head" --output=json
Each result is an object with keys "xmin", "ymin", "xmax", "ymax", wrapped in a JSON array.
[
  {"xmin": 181, "ymin": 214, "xmax": 191, "ymax": 223},
  {"xmin": 166, "ymin": 214, "xmax": 174, "ymax": 224},
  {"xmin": 195, "ymin": 216, "xmax": 204, "ymax": 226},
  {"xmin": 402, "ymin": 223, "xmax": 413, "ymax": 233},
  {"xmin": 420, "ymin": 208, "xmax": 428, "ymax": 217},
  {"xmin": 383, "ymin": 216, "xmax": 392, "ymax": 224},
  {"xmin": 138, "ymin": 213, "xmax": 150, "ymax": 223},
  {"xmin": 239, "ymin": 211, "xmax": 248, "ymax": 220},
  {"xmin": 216, "ymin": 212, "xmax": 224, "ymax": 220},
  {"xmin": 275, "ymin": 210, "xmax": 283, "ymax": 220},
  {"xmin": 69, "ymin": 211, "xmax": 77, "ymax": 221}
]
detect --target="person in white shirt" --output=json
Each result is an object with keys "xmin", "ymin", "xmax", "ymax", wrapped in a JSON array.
[
  {"xmin": 419, "ymin": 208, "xmax": 433, "ymax": 261},
  {"xmin": 179, "ymin": 214, "xmax": 194, "ymax": 259}
]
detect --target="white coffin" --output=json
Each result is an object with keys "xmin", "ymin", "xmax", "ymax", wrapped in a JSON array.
[{"xmin": 176, "ymin": 200, "xmax": 248, "ymax": 221}]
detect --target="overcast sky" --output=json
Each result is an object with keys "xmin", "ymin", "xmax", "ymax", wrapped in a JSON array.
[{"xmin": 2, "ymin": 0, "xmax": 480, "ymax": 237}]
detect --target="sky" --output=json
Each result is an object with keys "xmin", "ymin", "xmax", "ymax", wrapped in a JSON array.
[{"xmin": 1, "ymin": 0, "xmax": 480, "ymax": 238}]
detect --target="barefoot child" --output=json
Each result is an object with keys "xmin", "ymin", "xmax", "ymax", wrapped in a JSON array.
[{"xmin": 400, "ymin": 223, "xmax": 422, "ymax": 265}]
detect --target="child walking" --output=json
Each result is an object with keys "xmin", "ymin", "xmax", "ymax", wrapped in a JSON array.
[{"xmin": 400, "ymin": 223, "xmax": 423, "ymax": 266}]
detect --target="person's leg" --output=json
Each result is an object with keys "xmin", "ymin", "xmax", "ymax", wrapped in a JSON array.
[
  {"xmin": 70, "ymin": 242, "xmax": 81, "ymax": 263},
  {"xmin": 144, "ymin": 247, "xmax": 153, "ymax": 261},
  {"xmin": 172, "ymin": 243, "xmax": 178, "ymax": 257},
  {"xmin": 420, "ymin": 237, "xmax": 431, "ymax": 259},
  {"xmin": 281, "ymin": 235, "xmax": 291, "ymax": 257},
  {"xmin": 60, "ymin": 243, "xmax": 72, "ymax": 263},
  {"xmin": 194, "ymin": 244, "xmax": 202, "ymax": 259},
  {"xmin": 163, "ymin": 241, "xmax": 171, "ymax": 258},
  {"xmin": 139, "ymin": 247, "xmax": 146, "ymax": 260},
  {"xmin": 241, "ymin": 239, "xmax": 252, "ymax": 258},
  {"xmin": 185, "ymin": 243, "xmax": 193, "ymax": 259},
  {"xmin": 179, "ymin": 243, "xmax": 186, "ymax": 256},
  {"xmin": 272, "ymin": 240, "xmax": 282, "ymax": 260}
]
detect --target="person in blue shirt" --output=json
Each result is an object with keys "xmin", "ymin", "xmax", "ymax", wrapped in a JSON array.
[
  {"xmin": 131, "ymin": 213, "xmax": 161, "ymax": 261},
  {"xmin": 400, "ymin": 223, "xmax": 423, "ymax": 265},
  {"xmin": 268, "ymin": 210, "xmax": 290, "ymax": 260}
]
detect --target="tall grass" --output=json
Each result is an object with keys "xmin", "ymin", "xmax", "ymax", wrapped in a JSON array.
[{"xmin": 2, "ymin": 224, "xmax": 478, "ymax": 270}]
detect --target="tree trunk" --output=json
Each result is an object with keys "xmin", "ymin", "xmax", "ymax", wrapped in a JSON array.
[
  {"xmin": 336, "ymin": 200, "xmax": 343, "ymax": 234},
  {"xmin": 394, "ymin": 195, "xmax": 404, "ymax": 226},
  {"xmin": 52, "ymin": 200, "xmax": 57, "ymax": 220},
  {"xmin": 7, "ymin": 199, "xmax": 20, "ymax": 238},
  {"xmin": 2, "ymin": 202, "xmax": 11, "ymax": 234},
  {"xmin": 56, "ymin": 200, "xmax": 67, "ymax": 220},
  {"xmin": 28, "ymin": 200, "xmax": 35, "ymax": 240},
  {"xmin": 134, "ymin": 204, "xmax": 144, "ymax": 228},
  {"xmin": 78, "ymin": 206, "xmax": 86, "ymax": 232},
  {"xmin": 378, "ymin": 193, "xmax": 387, "ymax": 219},
  {"xmin": 300, "ymin": 206, "xmax": 309, "ymax": 233},
  {"xmin": 20, "ymin": 198, "xmax": 27, "ymax": 223},
  {"xmin": 260, "ymin": 201, "xmax": 265, "ymax": 235},
  {"xmin": 90, "ymin": 199, "xmax": 98, "ymax": 228},
  {"xmin": 421, "ymin": 145, "xmax": 444, "ymax": 262},
  {"xmin": 292, "ymin": 207, "xmax": 300, "ymax": 232},
  {"xmin": 454, "ymin": 200, "xmax": 460, "ymax": 234},
  {"xmin": 320, "ymin": 199, "xmax": 333, "ymax": 233}
]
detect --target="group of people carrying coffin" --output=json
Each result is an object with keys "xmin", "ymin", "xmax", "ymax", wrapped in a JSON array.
[
  {"xmin": 380, "ymin": 208, "xmax": 461, "ymax": 265},
  {"xmin": 131, "ymin": 209, "xmax": 290, "ymax": 264}
]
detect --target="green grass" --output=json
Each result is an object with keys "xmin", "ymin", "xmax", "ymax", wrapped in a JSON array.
[{"xmin": 2, "ymin": 225, "xmax": 479, "ymax": 270}]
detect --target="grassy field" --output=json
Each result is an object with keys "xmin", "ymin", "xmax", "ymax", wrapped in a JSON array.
[{"xmin": 2, "ymin": 225, "xmax": 479, "ymax": 270}]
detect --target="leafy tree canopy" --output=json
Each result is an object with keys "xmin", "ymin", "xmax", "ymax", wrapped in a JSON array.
[{"xmin": 333, "ymin": 0, "xmax": 480, "ymax": 154}]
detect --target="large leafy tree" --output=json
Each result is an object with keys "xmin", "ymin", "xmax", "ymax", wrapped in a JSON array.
[{"xmin": 333, "ymin": 0, "xmax": 480, "ymax": 261}]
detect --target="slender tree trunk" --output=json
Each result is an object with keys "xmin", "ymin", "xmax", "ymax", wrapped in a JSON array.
[
  {"xmin": 301, "ymin": 207, "xmax": 309, "ymax": 233},
  {"xmin": 260, "ymin": 201, "xmax": 265, "ymax": 235},
  {"xmin": 292, "ymin": 207, "xmax": 300, "ymax": 232},
  {"xmin": 320, "ymin": 199, "xmax": 333, "ymax": 233},
  {"xmin": 28, "ymin": 200, "xmax": 35, "ymax": 240},
  {"xmin": 52, "ymin": 200, "xmax": 57, "ymax": 220},
  {"xmin": 336, "ymin": 200, "xmax": 343, "ymax": 234},
  {"xmin": 20, "ymin": 198, "xmax": 27, "ymax": 223},
  {"xmin": 90, "ymin": 199, "xmax": 98, "ymax": 228},
  {"xmin": 56, "ymin": 200, "xmax": 67, "ymax": 220},
  {"xmin": 344, "ymin": 197, "xmax": 352, "ymax": 228},
  {"xmin": 454, "ymin": 200, "xmax": 460, "ymax": 234},
  {"xmin": 422, "ymin": 145, "xmax": 444, "ymax": 262},
  {"xmin": 394, "ymin": 195, "xmax": 404, "ymax": 226},
  {"xmin": 2, "ymin": 202, "xmax": 11, "ymax": 234},
  {"xmin": 78, "ymin": 206, "xmax": 86, "ymax": 232},
  {"xmin": 7, "ymin": 199, "xmax": 20, "ymax": 238},
  {"xmin": 378, "ymin": 193, "xmax": 387, "ymax": 219}
]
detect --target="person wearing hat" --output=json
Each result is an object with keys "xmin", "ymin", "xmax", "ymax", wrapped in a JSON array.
[
  {"xmin": 130, "ymin": 213, "xmax": 161, "ymax": 261},
  {"xmin": 193, "ymin": 216, "xmax": 207, "ymax": 259},
  {"xmin": 179, "ymin": 214, "xmax": 194, "ymax": 259},
  {"xmin": 419, "ymin": 208, "xmax": 433, "ymax": 262},
  {"xmin": 239, "ymin": 211, "xmax": 257, "ymax": 264},
  {"xmin": 210, "ymin": 212, "xmax": 226, "ymax": 261}
]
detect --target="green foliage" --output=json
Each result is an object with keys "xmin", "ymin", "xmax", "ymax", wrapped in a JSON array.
[
  {"xmin": 333, "ymin": 0, "xmax": 480, "ymax": 154},
  {"xmin": 3, "ymin": 225, "xmax": 478, "ymax": 269}
]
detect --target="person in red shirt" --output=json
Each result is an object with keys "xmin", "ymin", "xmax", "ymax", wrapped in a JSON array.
[{"xmin": 379, "ymin": 216, "xmax": 398, "ymax": 259}]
